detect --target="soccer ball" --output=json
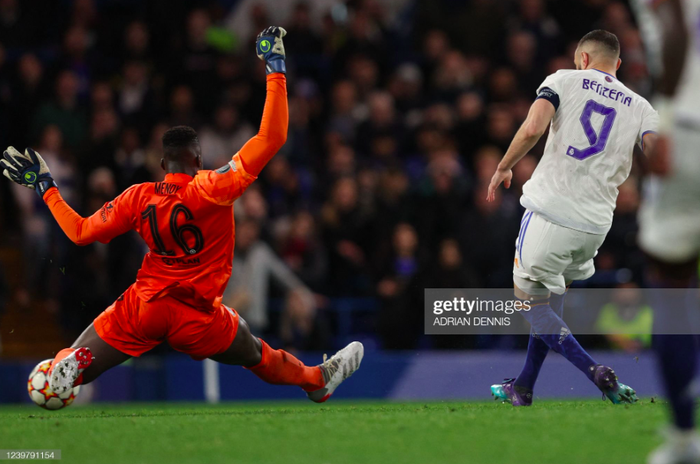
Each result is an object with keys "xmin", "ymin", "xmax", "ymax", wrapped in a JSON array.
[{"xmin": 27, "ymin": 359, "xmax": 80, "ymax": 410}]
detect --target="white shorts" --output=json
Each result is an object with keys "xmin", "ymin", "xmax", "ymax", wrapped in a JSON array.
[
  {"xmin": 639, "ymin": 124, "xmax": 700, "ymax": 262},
  {"xmin": 513, "ymin": 210, "xmax": 606, "ymax": 295}
]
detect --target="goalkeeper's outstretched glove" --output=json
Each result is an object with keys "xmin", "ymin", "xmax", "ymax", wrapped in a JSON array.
[
  {"xmin": 1, "ymin": 147, "xmax": 57, "ymax": 197},
  {"xmin": 256, "ymin": 26, "xmax": 287, "ymax": 75}
]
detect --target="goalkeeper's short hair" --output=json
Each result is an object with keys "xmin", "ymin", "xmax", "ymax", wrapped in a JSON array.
[{"xmin": 162, "ymin": 126, "xmax": 199, "ymax": 161}]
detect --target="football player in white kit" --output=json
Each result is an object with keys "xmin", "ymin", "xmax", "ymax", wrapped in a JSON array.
[
  {"xmin": 634, "ymin": 0, "xmax": 700, "ymax": 462},
  {"xmin": 486, "ymin": 30, "xmax": 658, "ymax": 406}
]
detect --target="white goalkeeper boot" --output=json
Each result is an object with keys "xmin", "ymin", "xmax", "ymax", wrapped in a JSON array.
[
  {"xmin": 49, "ymin": 347, "xmax": 94, "ymax": 394},
  {"xmin": 307, "ymin": 341, "xmax": 364, "ymax": 403}
]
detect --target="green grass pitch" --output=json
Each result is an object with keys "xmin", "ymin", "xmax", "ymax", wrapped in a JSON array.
[{"xmin": 0, "ymin": 400, "xmax": 672, "ymax": 464}]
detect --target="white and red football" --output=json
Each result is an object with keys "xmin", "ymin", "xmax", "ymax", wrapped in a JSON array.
[{"xmin": 27, "ymin": 359, "xmax": 80, "ymax": 410}]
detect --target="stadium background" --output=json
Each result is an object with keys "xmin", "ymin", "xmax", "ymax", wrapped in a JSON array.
[{"xmin": 0, "ymin": 0, "xmax": 659, "ymax": 403}]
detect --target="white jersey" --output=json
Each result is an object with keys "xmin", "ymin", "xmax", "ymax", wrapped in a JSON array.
[
  {"xmin": 521, "ymin": 69, "xmax": 659, "ymax": 234},
  {"xmin": 633, "ymin": 0, "xmax": 700, "ymax": 127},
  {"xmin": 634, "ymin": 0, "xmax": 700, "ymax": 261},
  {"xmin": 668, "ymin": 0, "xmax": 700, "ymax": 125}
]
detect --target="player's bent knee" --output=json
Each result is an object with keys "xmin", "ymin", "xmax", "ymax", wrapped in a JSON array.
[{"xmin": 514, "ymin": 282, "xmax": 550, "ymax": 301}]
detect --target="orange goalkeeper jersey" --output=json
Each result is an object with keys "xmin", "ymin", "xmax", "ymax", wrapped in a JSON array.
[{"xmin": 43, "ymin": 73, "xmax": 288, "ymax": 311}]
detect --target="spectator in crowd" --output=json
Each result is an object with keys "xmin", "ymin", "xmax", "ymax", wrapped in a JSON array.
[
  {"xmin": 283, "ymin": 2, "xmax": 324, "ymax": 80},
  {"xmin": 327, "ymin": 80, "xmax": 362, "ymax": 143},
  {"xmin": 321, "ymin": 177, "xmax": 372, "ymax": 296},
  {"xmin": 168, "ymin": 85, "xmax": 200, "ymax": 129},
  {"xmin": 277, "ymin": 210, "xmax": 328, "ymax": 291},
  {"xmin": 596, "ymin": 283, "xmax": 653, "ymax": 352},
  {"xmin": 122, "ymin": 21, "xmax": 151, "ymax": 65},
  {"xmin": 79, "ymin": 106, "xmax": 120, "ymax": 178},
  {"xmin": 224, "ymin": 218, "xmax": 316, "ymax": 338},
  {"xmin": 598, "ymin": 177, "xmax": 645, "ymax": 279},
  {"xmin": 114, "ymin": 127, "xmax": 147, "ymax": 188},
  {"xmin": 12, "ymin": 125, "xmax": 76, "ymax": 305},
  {"xmin": 426, "ymin": 238, "xmax": 478, "ymax": 290},
  {"xmin": 59, "ymin": 25, "xmax": 94, "ymax": 98},
  {"xmin": 9, "ymin": 54, "xmax": 47, "ymax": 149},
  {"xmin": 377, "ymin": 223, "xmax": 427, "ymax": 349},
  {"xmin": 177, "ymin": 9, "xmax": 220, "ymax": 113},
  {"xmin": 199, "ymin": 103, "xmax": 255, "ymax": 169},
  {"xmin": 118, "ymin": 60, "xmax": 156, "ymax": 130},
  {"xmin": 454, "ymin": 91, "xmax": 486, "ymax": 164},
  {"xmin": 31, "ymin": 70, "xmax": 87, "ymax": 149},
  {"xmin": 511, "ymin": 0, "xmax": 563, "ymax": 62},
  {"xmin": 414, "ymin": 153, "xmax": 469, "ymax": 251},
  {"xmin": 426, "ymin": 238, "xmax": 479, "ymax": 350},
  {"xmin": 460, "ymin": 181, "xmax": 520, "ymax": 288},
  {"xmin": 356, "ymin": 91, "xmax": 404, "ymax": 162}
]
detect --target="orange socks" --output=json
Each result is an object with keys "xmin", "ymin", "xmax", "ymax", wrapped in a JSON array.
[
  {"xmin": 246, "ymin": 340, "xmax": 324, "ymax": 392},
  {"xmin": 49, "ymin": 348, "xmax": 85, "ymax": 386}
]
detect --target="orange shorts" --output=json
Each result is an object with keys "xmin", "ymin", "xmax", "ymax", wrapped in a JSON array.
[{"xmin": 94, "ymin": 284, "xmax": 239, "ymax": 360}]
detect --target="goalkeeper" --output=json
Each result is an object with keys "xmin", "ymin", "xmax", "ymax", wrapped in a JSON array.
[{"xmin": 2, "ymin": 27, "xmax": 363, "ymax": 404}]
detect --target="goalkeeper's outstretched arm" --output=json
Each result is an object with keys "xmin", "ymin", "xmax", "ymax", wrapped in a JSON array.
[
  {"xmin": 236, "ymin": 72, "xmax": 288, "ymax": 176},
  {"xmin": 1, "ymin": 146, "xmax": 134, "ymax": 245},
  {"xmin": 43, "ymin": 188, "xmax": 134, "ymax": 246},
  {"xmin": 193, "ymin": 26, "xmax": 289, "ymax": 207},
  {"xmin": 237, "ymin": 26, "xmax": 289, "ymax": 176}
]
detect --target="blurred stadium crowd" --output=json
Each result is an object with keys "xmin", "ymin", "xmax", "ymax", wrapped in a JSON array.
[{"xmin": 0, "ymin": 0, "xmax": 652, "ymax": 351}]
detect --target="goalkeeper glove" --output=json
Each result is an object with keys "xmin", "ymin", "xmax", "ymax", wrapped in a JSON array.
[
  {"xmin": 256, "ymin": 26, "xmax": 287, "ymax": 75},
  {"xmin": 1, "ymin": 147, "xmax": 57, "ymax": 197}
]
